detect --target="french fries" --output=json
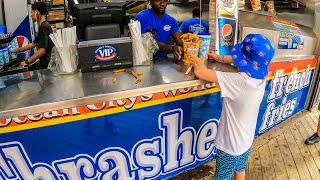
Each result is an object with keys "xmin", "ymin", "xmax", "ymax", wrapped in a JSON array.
[
  {"xmin": 113, "ymin": 70, "xmax": 143, "ymax": 85},
  {"xmin": 135, "ymin": 79, "xmax": 141, "ymax": 84},
  {"xmin": 180, "ymin": 33, "xmax": 202, "ymax": 44},
  {"xmin": 131, "ymin": 71, "xmax": 138, "ymax": 79},
  {"xmin": 180, "ymin": 33, "xmax": 201, "ymax": 63},
  {"xmin": 113, "ymin": 69, "xmax": 126, "ymax": 73}
]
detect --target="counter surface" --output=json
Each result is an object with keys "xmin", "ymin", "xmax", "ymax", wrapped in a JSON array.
[{"xmin": 0, "ymin": 61, "xmax": 236, "ymax": 119}]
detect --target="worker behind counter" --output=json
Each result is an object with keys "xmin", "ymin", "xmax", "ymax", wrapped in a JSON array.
[
  {"xmin": 180, "ymin": 7, "xmax": 209, "ymax": 34},
  {"xmin": 13, "ymin": 2, "xmax": 54, "ymax": 69},
  {"xmin": 134, "ymin": 0, "xmax": 183, "ymax": 60}
]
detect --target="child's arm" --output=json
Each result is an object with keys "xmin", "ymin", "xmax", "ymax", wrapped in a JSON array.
[
  {"xmin": 208, "ymin": 51, "xmax": 234, "ymax": 64},
  {"xmin": 189, "ymin": 56, "xmax": 220, "ymax": 88}
]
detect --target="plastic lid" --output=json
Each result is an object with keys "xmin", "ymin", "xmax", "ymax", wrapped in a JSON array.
[{"xmin": 198, "ymin": 32, "xmax": 211, "ymax": 36}]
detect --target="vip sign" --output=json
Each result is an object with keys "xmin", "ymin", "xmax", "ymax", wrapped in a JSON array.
[
  {"xmin": 94, "ymin": 45, "xmax": 118, "ymax": 61},
  {"xmin": 259, "ymin": 65, "xmax": 312, "ymax": 133},
  {"xmin": 0, "ymin": 109, "xmax": 219, "ymax": 180}
]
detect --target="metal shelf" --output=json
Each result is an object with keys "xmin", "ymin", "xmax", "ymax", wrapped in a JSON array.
[{"xmin": 45, "ymin": 0, "xmax": 67, "ymax": 26}]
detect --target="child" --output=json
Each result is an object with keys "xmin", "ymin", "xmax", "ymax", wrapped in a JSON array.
[
  {"xmin": 190, "ymin": 34, "xmax": 275, "ymax": 180},
  {"xmin": 305, "ymin": 104, "xmax": 320, "ymax": 145}
]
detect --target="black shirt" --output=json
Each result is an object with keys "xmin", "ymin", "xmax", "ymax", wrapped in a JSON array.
[{"xmin": 33, "ymin": 21, "xmax": 54, "ymax": 69}]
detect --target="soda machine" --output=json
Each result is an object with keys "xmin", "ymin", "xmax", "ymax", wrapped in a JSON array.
[{"xmin": 4, "ymin": 0, "xmax": 36, "ymax": 59}]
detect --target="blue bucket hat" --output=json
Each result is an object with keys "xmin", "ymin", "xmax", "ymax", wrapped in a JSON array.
[{"xmin": 231, "ymin": 34, "xmax": 275, "ymax": 79}]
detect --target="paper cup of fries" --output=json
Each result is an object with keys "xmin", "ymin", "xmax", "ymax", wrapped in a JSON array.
[
  {"xmin": 250, "ymin": 0, "xmax": 262, "ymax": 11},
  {"xmin": 183, "ymin": 42, "xmax": 200, "ymax": 63},
  {"xmin": 181, "ymin": 33, "xmax": 202, "ymax": 64},
  {"xmin": 266, "ymin": 1, "xmax": 275, "ymax": 14}
]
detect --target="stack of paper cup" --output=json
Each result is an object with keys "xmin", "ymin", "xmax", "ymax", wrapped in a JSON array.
[
  {"xmin": 266, "ymin": 1, "xmax": 275, "ymax": 14},
  {"xmin": 198, "ymin": 33, "xmax": 212, "ymax": 58},
  {"xmin": 250, "ymin": 0, "xmax": 262, "ymax": 11}
]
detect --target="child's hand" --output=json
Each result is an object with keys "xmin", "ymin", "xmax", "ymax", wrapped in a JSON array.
[
  {"xmin": 12, "ymin": 48, "xmax": 20, "ymax": 53},
  {"xmin": 208, "ymin": 51, "xmax": 220, "ymax": 61},
  {"xmin": 190, "ymin": 55, "xmax": 205, "ymax": 66}
]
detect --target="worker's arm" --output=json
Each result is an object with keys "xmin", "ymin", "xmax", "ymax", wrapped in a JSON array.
[
  {"xmin": 157, "ymin": 42, "xmax": 175, "ymax": 53},
  {"xmin": 22, "ymin": 24, "xmax": 51, "ymax": 66},
  {"xmin": 13, "ymin": 43, "xmax": 37, "ymax": 53},
  {"xmin": 169, "ymin": 31, "xmax": 184, "ymax": 59},
  {"xmin": 157, "ymin": 41, "xmax": 182, "ymax": 59},
  {"xmin": 21, "ymin": 48, "xmax": 46, "ymax": 66},
  {"xmin": 171, "ymin": 31, "xmax": 183, "ymax": 47}
]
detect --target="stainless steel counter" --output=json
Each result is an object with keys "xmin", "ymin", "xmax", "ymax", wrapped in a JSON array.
[{"xmin": 0, "ymin": 61, "xmax": 237, "ymax": 119}]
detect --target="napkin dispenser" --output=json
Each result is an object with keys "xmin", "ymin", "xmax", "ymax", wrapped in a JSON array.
[{"xmin": 78, "ymin": 37, "xmax": 133, "ymax": 72}]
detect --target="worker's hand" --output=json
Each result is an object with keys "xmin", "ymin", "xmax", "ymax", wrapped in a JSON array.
[
  {"xmin": 190, "ymin": 55, "xmax": 205, "ymax": 66},
  {"xmin": 172, "ymin": 45, "xmax": 183, "ymax": 60},
  {"xmin": 208, "ymin": 51, "xmax": 220, "ymax": 61},
  {"xmin": 20, "ymin": 61, "xmax": 28, "ymax": 67}
]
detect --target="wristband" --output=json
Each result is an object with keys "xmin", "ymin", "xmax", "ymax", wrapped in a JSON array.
[
  {"xmin": 25, "ymin": 59, "xmax": 30, "ymax": 65},
  {"xmin": 221, "ymin": 55, "xmax": 225, "ymax": 63}
]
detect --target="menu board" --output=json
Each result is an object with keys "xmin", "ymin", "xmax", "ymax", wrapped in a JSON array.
[
  {"xmin": 217, "ymin": 0, "xmax": 238, "ymax": 18},
  {"xmin": 267, "ymin": 17, "xmax": 304, "ymax": 49}
]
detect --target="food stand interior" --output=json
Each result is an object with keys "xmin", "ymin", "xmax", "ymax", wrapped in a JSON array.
[{"xmin": 0, "ymin": 0, "xmax": 319, "ymax": 179}]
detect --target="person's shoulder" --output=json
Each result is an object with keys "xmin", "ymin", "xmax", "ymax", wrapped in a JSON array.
[
  {"xmin": 137, "ymin": 8, "xmax": 151, "ymax": 16},
  {"xmin": 45, "ymin": 22, "xmax": 52, "ymax": 28},
  {"xmin": 202, "ymin": 20, "xmax": 209, "ymax": 25},
  {"xmin": 240, "ymin": 72, "xmax": 266, "ymax": 88},
  {"xmin": 240, "ymin": 72, "xmax": 263, "ymax": 81},
  {"xmin": 135, "ymin": 9, "xmax": 151, "ymax": 18},
  {"xmin": 165, "ymin": 13, "xmax": 177, "ymax": 22},
  {"xmin": 40, "ymin": 21, "xmax": 52, "ymax": 31},
  {"xmin": 192, "ymin": 18, "xmax": 200, "ymax": 22},
  {"xmin": 218, "ymin": 71, "xmax": 248, "ymax": 83},
  {"xmin": 182, "ymin": 18, "xmax": 193, "ymax": 24},
  {"xmin": 202, "ymin": 20, "xmax": 209, "ymax": 26}
]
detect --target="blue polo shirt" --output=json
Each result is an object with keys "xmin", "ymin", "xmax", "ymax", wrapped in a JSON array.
[
  {"xmin": 180, "ymin": 18, "xmax": 209, "ymax": 34},
  {"xmin": 135, "ymin": 9, "xmax": 180, "ymax": 60}
]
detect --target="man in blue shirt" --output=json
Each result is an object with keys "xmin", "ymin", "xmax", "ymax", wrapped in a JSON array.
[
  {"xmin": 135, "ymin": 0, "xmax": 183, "ymax": 60},
  {"xmin": 180, "ymin": 7, "xmax": 209, "ymax": 34}
]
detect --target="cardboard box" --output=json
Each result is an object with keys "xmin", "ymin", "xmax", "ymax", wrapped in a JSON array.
[
  {"xmin": 48, "ymin": 10, "xmax": 65, "ymax": 22},
  {"xmin": 52, "ymin": 0, "xmax": 64, "ymax": 5}
]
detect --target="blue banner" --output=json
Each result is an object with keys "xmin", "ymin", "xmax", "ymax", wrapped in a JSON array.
[{"xmin": 0, "ymin": 58, "xmax": 316, "ymax": 179}]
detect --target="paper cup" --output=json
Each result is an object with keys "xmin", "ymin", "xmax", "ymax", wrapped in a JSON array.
[
  {"xmin": 250, "ymin": 0, "xmax": 262, "ymax": 11},
  {"xmin": 266, "ymin": 1, "xmax": 275, "ymax": 14},
  {"xmin": 198, "ymin": 33, "xmax": 212, "ymax": 58},
  {"xmin": 183, "ymin": 42, "xmax": 200, "ymax": 64}
]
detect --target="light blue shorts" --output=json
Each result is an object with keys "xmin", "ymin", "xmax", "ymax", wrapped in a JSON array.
[{"xmin": 214, "ymin": 148, "xmax": 250, "ymax": 180}]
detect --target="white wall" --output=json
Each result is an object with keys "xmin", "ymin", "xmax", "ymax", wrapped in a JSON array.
[{"xmin": 315, "ymin": 0, "xmax": 320, "ymax": 36}]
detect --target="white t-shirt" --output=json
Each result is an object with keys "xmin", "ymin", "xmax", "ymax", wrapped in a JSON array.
[{"xmin": 214, "ymin": 71, "xmax": 266, "ymax": 156}]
